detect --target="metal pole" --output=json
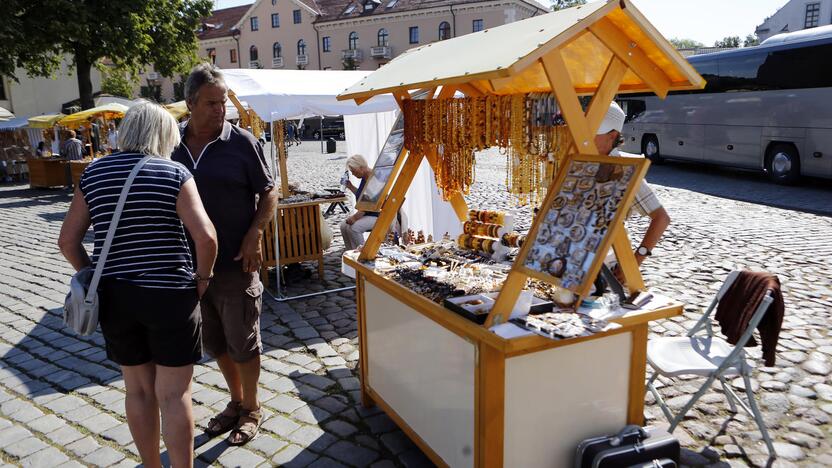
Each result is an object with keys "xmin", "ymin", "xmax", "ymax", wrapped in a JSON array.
[
  {"xmin": 320, "ymin": 115, "xmax": 324, "ymax": 153},
  {"xmin": 270, "ymin": 118, "xmax": 283, "ymax": 298}
]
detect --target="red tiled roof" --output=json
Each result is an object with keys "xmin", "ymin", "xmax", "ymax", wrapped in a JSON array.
[{"xmin": 198, "ymin": 4, "xmax": 251, "ymax": 40}]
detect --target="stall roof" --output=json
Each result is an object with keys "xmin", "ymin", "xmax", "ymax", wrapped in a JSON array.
[
  {"xmin": 222, "ymin": 69, "xmax": 398, "ymax": 120},
  {"xmin": 0, "ymin": 117, "xmax": 30, "ymax": 131},
  {"xmin": 338, "ymin": 0, "xmax": 704, "ymax": 101},
  {"xmin": 28, "ymin": 114, "xmax": 66, "ymax": 129},
  {"xmin": 59, "ymin": 103, "xmax": 129, "ymax": 128}
]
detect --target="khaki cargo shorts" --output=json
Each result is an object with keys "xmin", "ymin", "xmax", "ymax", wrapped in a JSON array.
[{"xmin": 200, "ymin": 270, "xmax": 263, "ymax": 362}]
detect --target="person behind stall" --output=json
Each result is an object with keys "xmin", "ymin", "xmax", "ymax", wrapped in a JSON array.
[
  {"xmin": 35, "ymin": 141, "xmax": 47, "ymax": 158},
  {"xmin": 172, "ymin": 63, "xmax": 278, "ymax": 446},
  {"xmin": 594, "ymin": 102, "xmax": 670, "ymax": 280},
  {"xmin": 340, "ymin": 154, "xmax": 380, "ymax": 250},
  {"xmin": 58, "ymin": 101, "xmax": 218, "ymax": 468},
  {"xmin": 61, "ymin": 130, "xmax": 84, "ymax": 160},
  {"xmin": 107, "ymin": 122, "xmax": 119, "ymax": 152}
]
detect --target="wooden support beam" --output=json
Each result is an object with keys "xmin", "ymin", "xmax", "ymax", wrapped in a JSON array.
[
  {"xmin": 585, "ymin": 56, "xmax": 628, "ymax": 135},
  {"xmin": 358, "ymin": 151, "xmax": 425, "ymax": 261},
  {"xmin": 456, "ymin": 83, "xmax": 484, "ymax": 97},
  {"xmin": 627, "ymin": 324, "xmax": 649, "ymax": 425},
  {"xmin": 478, "ymin": 343, "xmax": 505, "ymax": 467},
  {"xmin": 485, "ymin": 271, "xmax": 526, "ymax": 327},
  {"xmin": 589, "ymin": 17, "xmax": 672, "ymax": 99},
  {"xmin": 437, "ymin": 86, "xmax": 457, "ymax": 99},
  {"xmin": 540, "ymin": 49, "xmax": 599, "ymax": 155},
  {"xmin": 610, "ymin": 226, "xmax": 645, "ymax": 292}
]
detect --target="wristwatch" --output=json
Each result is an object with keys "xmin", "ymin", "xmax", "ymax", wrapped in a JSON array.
[{"xmin": 636, "ymin": 246, "xmax": 652, "ymax": 257}]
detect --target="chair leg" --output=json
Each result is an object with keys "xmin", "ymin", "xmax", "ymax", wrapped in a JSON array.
[
  {"xmin": 719, "ymin": 376, "xmax": 739, "ymax": 413},
  {"xmin": 743, "ymin": 372, "xmax": 775, "ymax": 457},
  {"xmin": 647, "ymin": 372, "xmax": 675, "ymax": 424},
  {"xmin": 669, "ymin": 373, "xmax": 719, "ymax": 432}
]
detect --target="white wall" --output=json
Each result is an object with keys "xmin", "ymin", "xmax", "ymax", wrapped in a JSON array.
[
  {"xmin": 757, "ymin": 0, "xmax": 832, "ymax": 41},
  {"xmin": 3, "ymin": 58, "xmax": 102, "ymax": 117}
]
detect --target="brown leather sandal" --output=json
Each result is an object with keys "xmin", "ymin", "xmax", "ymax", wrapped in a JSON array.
[
  {"xmin": 205, "ymin": 401, "xmax": 241, "ymax": 437},
  {"xmin": 227, "ymin": 407, "xmax": 261, "ymax": 446}
]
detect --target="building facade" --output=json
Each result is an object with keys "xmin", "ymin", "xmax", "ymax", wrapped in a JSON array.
[
  {"xmin": 756, "ymin": 0, "xmax": 832, "ymax": 42},
  {"xmin": 0, "ymin": 59, "xmax": 102, "ymax": 117}
]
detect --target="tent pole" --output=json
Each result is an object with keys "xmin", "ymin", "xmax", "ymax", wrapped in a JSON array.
[{"xmin": 320, "ymin": 115, "xmax": 324, "ymax": 153}]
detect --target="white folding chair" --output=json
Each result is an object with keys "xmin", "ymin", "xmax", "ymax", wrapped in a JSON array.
[{"xmin": 646, "ymin": 270, "xmax": 776, "ymax": 457}]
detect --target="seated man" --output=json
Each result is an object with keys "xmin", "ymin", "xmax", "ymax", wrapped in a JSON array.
[
  {"xmin": 594, "ymin": 102, "xmax": 670, "ymax": 281},
  {"xmin": 340, "ymin": 155, "xmax": 378, "ymax": 250}
]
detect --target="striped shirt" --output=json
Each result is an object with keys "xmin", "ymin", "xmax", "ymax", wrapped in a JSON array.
[
  {"xmin": 79, "ymin": 152, "xmax": 195, "ymax": 289},
  {"xmin": 62, "ymin": 138, "xmax": 84, "ymax": 161}
]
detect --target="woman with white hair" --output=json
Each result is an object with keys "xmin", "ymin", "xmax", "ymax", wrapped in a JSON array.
[
  {"xmin": 340, "ymin": 154, "xmax": 378, "ymax": 250},
  {"xmin": 58, "ymin": 101, "xmax": 217, "ymax": 468}
]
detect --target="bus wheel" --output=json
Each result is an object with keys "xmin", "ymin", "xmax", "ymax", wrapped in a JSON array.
[
  {"xmin": 642, "ymin": 135, "xmax": 663, "ymax": 163},
  {"xmin": 766, "ymin": 144, "xmax": 800, "ymax": 184}
]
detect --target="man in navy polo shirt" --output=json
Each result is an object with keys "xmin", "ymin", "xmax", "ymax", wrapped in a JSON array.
[{"xmin": 172, "ymin": 64, "xmax": 278, "ymax": 446}]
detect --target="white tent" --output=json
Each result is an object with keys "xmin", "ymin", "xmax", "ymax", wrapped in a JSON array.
[
  {"xmin": 0, "ymin": 107, "xmax": 14, "ymax": 121},
  {"xmin": 221, "ymin": 69, "xmax": 398, "ymax": 120},
  {"xmin": 220, "ymin": 68, "xmax": 457, "ymax": 240}
]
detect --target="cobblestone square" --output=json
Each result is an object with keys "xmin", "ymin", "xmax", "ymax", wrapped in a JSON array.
[{"xmin": 0, "ymin": 141, "xmax": 829, "ymax": 466}]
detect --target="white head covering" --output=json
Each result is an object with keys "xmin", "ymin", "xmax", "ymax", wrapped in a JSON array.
[{"xmin": 596, "ymin": 101, "xmax": 626, "ymax": 134}]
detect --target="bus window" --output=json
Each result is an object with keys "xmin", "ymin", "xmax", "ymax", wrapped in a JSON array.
[
  {"xmin": 690, "ymin": 58, "xmax": 719, "ymax": 93},
  {"xmin": 759, "ymin": 43, "xmax": 832, "ymax": 89},
  {"xmin": 622, "ymin": 100, "xmax": 645, "ymax": 122},
  {"xmin": 717, "ymin": 51, "xmax": 769, "ymax": 91}
]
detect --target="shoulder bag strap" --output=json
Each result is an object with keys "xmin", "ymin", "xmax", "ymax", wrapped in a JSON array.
[{"xmin": 85, "ymin": 156, "xmax": 153, "ymax": 303}]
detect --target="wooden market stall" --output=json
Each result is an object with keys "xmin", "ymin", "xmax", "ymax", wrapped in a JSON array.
[{"xmin": 337, "ymin": 1, "xmax": 705, "ymax": 466}]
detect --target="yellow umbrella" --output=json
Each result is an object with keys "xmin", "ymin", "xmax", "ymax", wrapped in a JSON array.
[
  {"xmin": 164, "ymin": 101, "xmax": 189, "ymax": 120},
  {"xmin": 28, "ymin": 114, "xmax": 66, "ymax": 128},
  {"xmin": 59, "ymin": 103, "xmax": 129, "ymax": 128}
]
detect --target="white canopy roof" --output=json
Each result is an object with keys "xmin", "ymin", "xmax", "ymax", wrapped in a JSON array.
[
  {"xmin": 0, "ymin": 107, "xmax": 14, "ymax": 121},
  {"xmin": 221, "ymin": 69, "xmax": 398, "ymax": 120},
  {"xmin": 0, "ymin": 117, "xmax": 30, "ymax": 131}
]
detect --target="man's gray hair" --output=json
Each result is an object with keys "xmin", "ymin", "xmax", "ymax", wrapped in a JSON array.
[
  {"xmin": 185, "ymin": 63, "xmax": 226, "ymax": 104},
  {"xmin": 118, "ymin": 101, "xmax": 181, "ymax": 158}
]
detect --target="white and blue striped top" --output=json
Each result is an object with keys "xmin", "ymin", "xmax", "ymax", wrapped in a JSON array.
[{"xmin": 79, "ymin": 152, "xmax": 195, "ymax": 289}]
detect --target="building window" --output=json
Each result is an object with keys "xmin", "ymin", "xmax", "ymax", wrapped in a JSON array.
[
  {"xmin": 230, "ymin": 48, "xmax": 237, "ymax": 63},
  {"xmin": 293, "ymin": 9, "xmax": 302, "ymax": 24},
  {"xmin": 0, "ymin": 80, "xmax": 6, "ymax": 101},
  {"xmin": 249, "ymin": 45, "xmax": 259, "ymax": 62},
  {"xmin": 409, "ymin": 26, "xmax": 419, "ymax": 44},
  {"xmin": 297, "ymin": 39, "xmax": 306, "ymax": 56},
  {"xmin": 273, "ymin": 42, "xmax": 282, "ymax": 58},
  {"xmin": 805, "ymin": 3, "xmax": 820, "ymax": 28},
  {"xmin": 438, "ymin": 21, "xmax": 451, "ymax": 41},
  {"xmin": 377, "ymin": 28, "xmax": 389, "ymax": 46},
  {"xmin": 348, "ymin": 31, "xmax": 359, "ymax": 50},
  {"xmin": 271, "ymin": 13, "xmax": 280, "ymax": 28},
  {"xmin": 473, "ymin": 19, "xmax": 483, "ymax": 32},
  {"xmin": 322, "ymin": 36, "xmax": 331, "ymax": 52},
  {"xmin": 206, "ymin": 48, "xmax": 216, "ymax": 64},
  {"xmin": 250, "ymin": 17, "xmax": 259, "ymax": 31},
  {"xmin": 272, "ymin": 0, "xmax": 277, "ymax": 4}
]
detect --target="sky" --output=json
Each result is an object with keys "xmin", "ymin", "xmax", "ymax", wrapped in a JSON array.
[{"xmin": 213, "ymin": 0, "xmax": 788, "ymax": 46}]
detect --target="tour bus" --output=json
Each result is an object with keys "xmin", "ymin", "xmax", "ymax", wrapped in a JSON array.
[{"xmin": 619, "ymin": 25, "xmax": 832, "ymax": 184}]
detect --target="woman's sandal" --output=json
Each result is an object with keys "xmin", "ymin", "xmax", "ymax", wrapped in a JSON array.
[
  {"xmin": 205, "ymin": 401, "xmax": 241, "ymax": 437},
  {"xmin": 227, "ymin": 407, "xmax": 262, "ymax": 446}
]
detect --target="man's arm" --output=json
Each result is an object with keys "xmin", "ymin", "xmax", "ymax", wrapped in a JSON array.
[
  {"xmin": 346, "ymin": 211, "xmax": 365, "ymax": 225},
  {"xmin": 636, "ymin": 207, "xmax": 670, "ymax": 265},
  {"xmin": 235, "ymin": 187, "xmax": 279, "ymax": 273}
]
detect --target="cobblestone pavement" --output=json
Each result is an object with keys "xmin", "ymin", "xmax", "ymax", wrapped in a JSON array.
[{"xmin": 0, "ymin": 140, "xmax": 829, "ymax": 467}]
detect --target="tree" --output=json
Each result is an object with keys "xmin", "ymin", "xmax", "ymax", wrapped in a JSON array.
[
  {"xmin": 0, "ymin": 0, "xmax": 212, "ymax": 109},
  {"xmin": 714, "ymin": 36, "xmax": 741, "ymax": 48},
  {"xmin": 744, "ymin": 34, "xmax": 760, "ymax": 47},
  {"xmin": 100, "ymin": 67, "xmax": 134, "ymax": 98},
  {"xmin": 669, "ymin": 38, "xmax": 704, "ymax": 49},
  {"xmin": 551, "ymin": 0, "xmax": 586, "ymax": 11}
]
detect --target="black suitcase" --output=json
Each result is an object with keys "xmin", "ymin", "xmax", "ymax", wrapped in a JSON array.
[
  {"xmin": 575, "ymin": 425, "xmax": 680, "ymax": 468},
  {"xmin": 631, "ymin": 459, "xmax": 677, "ymax": 468}
]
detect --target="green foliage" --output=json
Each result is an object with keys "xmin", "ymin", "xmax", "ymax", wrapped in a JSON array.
[
  {"xmin": 100, "ymin": 67, "xmax": 134, "ymax": 98},
  {"xmin": 669, "ymin": 38, "xmax": 704, "ymax": 49},
  {"xmin": 342, "ymin": 57, "xmax": 358, "ymax": 70},
  {"xmin": 0, "ymin": 0, "xmax": 212, "ymax": 108},
  {"xmin": 744, "ymin": 34, "xmax": 760, "ymax": 47},
  {"xmin": 714, "ymin": 36, "xmax": 741, "ymax": 48},
  {"xmin": 551, "ymin": 0, "xmax": 586, "ymax": 11}
]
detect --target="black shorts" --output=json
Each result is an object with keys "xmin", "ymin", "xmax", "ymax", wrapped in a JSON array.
[{"xmin": 99, "ymin": 278, "xmax": 202, "ymax": 367}]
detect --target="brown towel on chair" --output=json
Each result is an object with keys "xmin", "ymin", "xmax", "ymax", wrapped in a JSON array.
[{"xmin": 714, "ymin": 271, "xmax": 784, "ymax": 367}]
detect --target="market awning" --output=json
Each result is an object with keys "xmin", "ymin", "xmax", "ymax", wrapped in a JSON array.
[
  {"xmin": 0, "ymin": 107, "xmax": 13, "ymax": 121},
  {"xmin": 221, "ymin": 69, "xmax": 398, "ymax": 120},
  {"xmin": 59, "ymin": 103, "xmax": 129, "ymax": 128},
  {"xmin": 0, "ymin": 117, "xmax": 30, "ymax": 131},
  {"xmin": 27, "ymin": 114, "xmax": 66, "ymax": 129},
  {"xmin": 339, "ymin": 0, "xmax": 704, "ymax": 101},
  {"xmin": 165, "ymin": 101, "xmax": 189, "ymax": 120}
]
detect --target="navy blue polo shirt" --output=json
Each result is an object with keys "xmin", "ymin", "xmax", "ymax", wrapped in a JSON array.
[{"xmin": 172, "ymin": 121, "xmax": 274, "ymax": 272}]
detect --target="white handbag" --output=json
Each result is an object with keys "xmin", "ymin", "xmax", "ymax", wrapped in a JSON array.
[{"xmin": 63, "ymin": 156, "xmax": 152, "ymax": 335}]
